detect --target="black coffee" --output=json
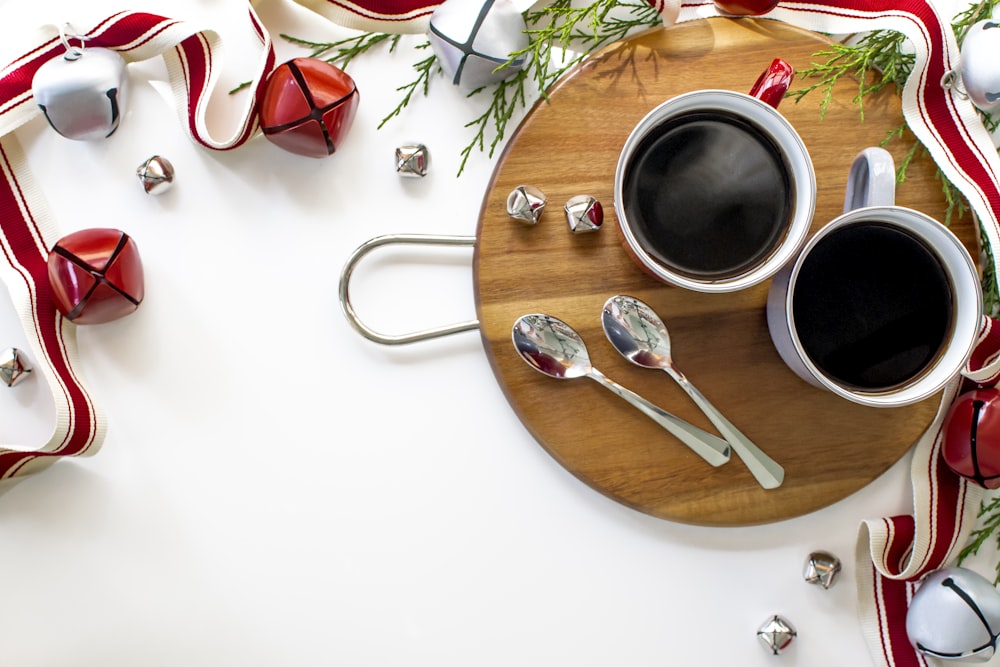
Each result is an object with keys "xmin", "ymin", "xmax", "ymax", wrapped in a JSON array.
[
  {"xmin": 622, "ymin": 111, "xmax": 792, "ymax": 278},
  {"xmin": 792, "ymin": 222, "xmax": 954, "ymax": 390}
]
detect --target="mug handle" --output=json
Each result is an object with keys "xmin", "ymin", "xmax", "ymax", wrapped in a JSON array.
[
  {"xmin": 843, "ymin": 146, "xmax": 896, "ymax": 212},
  {"xmin": 748, "ymin": 58, "xmax": 794, "ymax": 109}
]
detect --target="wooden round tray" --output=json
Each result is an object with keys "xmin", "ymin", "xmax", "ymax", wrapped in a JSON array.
[{"xmin": 473, "ymin": 18, "xmax": 980, "ymax": 526}]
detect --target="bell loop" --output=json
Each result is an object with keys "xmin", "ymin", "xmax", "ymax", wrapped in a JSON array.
[
  {"xmin": 58, "ymin": 23, "xmax": 87, "ymax": 61},
  {"xmin": 941, "ymin": 68, "xmax": 969, "ymax": 99}
]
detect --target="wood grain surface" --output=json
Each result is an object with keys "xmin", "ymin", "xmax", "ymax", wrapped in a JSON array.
[{"xmin": 473, "ymin": 18, "xmax": 980, "ymax": 526}]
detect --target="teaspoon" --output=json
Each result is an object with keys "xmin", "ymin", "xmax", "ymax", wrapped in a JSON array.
[
  {"xmin": 601, "ymin": 295, "xmax": 784, "ymax": 489},
  {"xmin": 512, "ymin": 313, "xmax": 731, "ymax": 467}
]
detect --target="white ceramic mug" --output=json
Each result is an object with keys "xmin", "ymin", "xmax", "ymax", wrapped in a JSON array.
[
  {"xmin": 614, "ymin": 58, "xmax": 816, "ymax": 293},
  {"xmin": 766, "ymin": 147, "xmax": 983, "ymax": 407}
]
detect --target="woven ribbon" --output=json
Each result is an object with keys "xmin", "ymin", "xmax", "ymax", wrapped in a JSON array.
[{"xmin": 1, "ymin": 1, "xmax": 998, "ymax": 665}]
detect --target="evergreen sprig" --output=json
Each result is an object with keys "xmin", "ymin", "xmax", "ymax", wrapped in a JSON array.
[
  {"xmin": 960, "ymin": 494, "xmax": 1000, "ymax": 583},
  {"xmin": 789, "ymin": 30, "xmax": 912, "ymax": 120}
]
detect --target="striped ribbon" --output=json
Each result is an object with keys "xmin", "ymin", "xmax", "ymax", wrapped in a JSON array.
[{"xmin": 2, "ymin": 1, "xmax": 998, "ymax": 664}]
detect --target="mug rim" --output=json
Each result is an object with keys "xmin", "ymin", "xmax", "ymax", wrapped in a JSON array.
[
  {"xmin": 613, "ymin": 89, "xmax": 816, "ymax": 293},
  {"xmin": 781, "ymin": 206, "xmax": 983, "ymax": 407}
]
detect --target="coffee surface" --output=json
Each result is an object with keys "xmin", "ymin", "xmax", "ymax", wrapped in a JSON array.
[
  {"xmin": 622, "ymin": 112, "xmax": 792, "ymax": 278},
  {"xmin": 792, "ymin": 222, "xmax": 953, "ymax": 390}
]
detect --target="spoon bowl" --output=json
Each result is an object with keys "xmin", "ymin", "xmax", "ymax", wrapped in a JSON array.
[
  {"xmin": 512, "ymin": 313, "xmax": 730, "ymax": 467},
  {"xmin": 602, "ymin": 295, "xmax": 785, "ymax": 489}
]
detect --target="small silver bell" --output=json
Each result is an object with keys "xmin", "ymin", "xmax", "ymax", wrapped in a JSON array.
[
  {"xmin": 804, "ymin": 550, "xmax": 842, "ymax": 589},
  {"xmin": 564, "ymin": 195, "xmax": 603, "ymax": 232},
  {"xmin": 0, "ymin": 347, "xmax": 32, "ymax": 387},
  {"xmin": 32, "ymin": 28, "xmax": 128, "ymax": 141},
  {"xmin": 757, "ymin": 615, "xmax": 796, "ymax": 655},
  {"xmin": 506, "ymin": 185, "xmax": 546, "ymax": 224},
  {"xmin": 396, "ymin": 143, "xmax": 430, "ymax": 178},
  {"xmin": 137, "ymin": 156, "xmax": 175, "ymax": 195}
]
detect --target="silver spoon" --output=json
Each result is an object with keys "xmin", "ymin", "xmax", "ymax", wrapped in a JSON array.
[
  {"xmin": 512, "ymin": 313, "xmax": 731, "ymax": 467},
  {"xmin": 601, "ymin": 295, "xmax": 784, "ymax": 489}
]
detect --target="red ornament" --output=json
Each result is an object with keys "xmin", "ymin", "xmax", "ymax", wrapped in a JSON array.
[
  {"xmin": 942, "ymin": 387, "xmax": 1000, "ymax": 488},
  {"xmin": 712, "ymin": 0, "xmax": 780, "ymax": 15},
  {"xmin": 258, "ymin": 58, "xmax": 360, "ymax": 158},
  {"xmin": 47, "ymin": 228, "xmax": 144, "ymax": 325}
]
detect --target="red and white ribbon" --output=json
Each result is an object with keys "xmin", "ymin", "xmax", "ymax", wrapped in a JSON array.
[
  {"xmin": 0, "ymin": 9, "xmax": 279, "ymax": 482},
  {"xmin": 292, "ymin": 0, "xmax": 442, "ymax": 33}
]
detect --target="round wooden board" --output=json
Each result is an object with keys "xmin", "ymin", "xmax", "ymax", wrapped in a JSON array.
[{"xmin": 473, "ymin": 18, "xmax": 980, "ymax": 526}]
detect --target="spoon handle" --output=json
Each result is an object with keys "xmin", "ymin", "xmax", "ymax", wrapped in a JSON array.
[
  {"xmin": 665, "ymin": 367, "xmax": 784, "ymax": 489},
  {"xmin": 587, "ymin": 369, "xmax": 731, "ymax": 467}
]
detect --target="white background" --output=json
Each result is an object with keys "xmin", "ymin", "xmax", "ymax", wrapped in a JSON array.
[{"xmin": 0, "ymin": 0, "xmax": 996, "ymax": 665}]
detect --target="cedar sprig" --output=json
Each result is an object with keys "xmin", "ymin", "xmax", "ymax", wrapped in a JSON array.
[
  {"xmin": 281, "ymin": 32, "xmax": 401, "ymax": 68},
  {"xmin": 789, "ymin": 30, "xmax": 913, "ymax": 121},
  {"xmin": 960, "ymin": 495, "xmax": 1000, "ymax": 584}
]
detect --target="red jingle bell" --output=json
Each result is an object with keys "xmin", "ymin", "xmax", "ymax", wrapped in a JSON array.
[
  {"xmin": 47, "ymin": 228, "xmax": 144, "ymax": 325},
  {"xmin": 942, "ymin": 387, "xmax": 1000, "ymax": 488},
  {"xmin": 712, "ymin": 0, "xmax": 779, "ymax": 15},
  {"xmin": 258, "ymin": 58, "xmax": 360, "ymax": 158}
]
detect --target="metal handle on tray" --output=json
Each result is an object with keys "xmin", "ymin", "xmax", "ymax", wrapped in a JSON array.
[{"xmin": 338, "ymin": 234, "xmax": 480, "ymax": 345}]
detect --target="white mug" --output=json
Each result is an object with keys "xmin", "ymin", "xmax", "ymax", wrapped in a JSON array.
[
  {"xmin": 614, "ymin": 58, "xmax": 816, "ymax": 293},
  {"xmin": 766, "ymin": 147, "xmax": 983, "ymax": 407}
]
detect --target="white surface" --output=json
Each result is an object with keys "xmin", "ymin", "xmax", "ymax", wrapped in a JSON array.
[{"xmin": 0, "ymin": 1, "xmax": 995, "ymax": 666}]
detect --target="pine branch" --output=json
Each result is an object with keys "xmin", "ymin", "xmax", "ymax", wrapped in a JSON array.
[
  {"xmin": 282, "ymin": 32, "xmax": 400, "ymax": 69},
  {"xmin": 378, "ymin": 48, "xmax": 439, "ymax": 130},
  {"xmin": 959, "ymin": 495, "xmax": 1000, "ymax": 584},
  {"xmin": 788, "ymin": 30, "xmax": 912, "ymax": 121}
]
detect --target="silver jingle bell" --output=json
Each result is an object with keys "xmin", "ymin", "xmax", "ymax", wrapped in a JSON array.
[
  {"xmin": 757, "ymin": 615, "xmax": 796, "ymax": 655},
  {"xmin": 0, "ymin": 347, "xmax": 32, "ymax": 387},
  {"xmin": 137, "ymin": 156, "xmax": 175, "ymax": 195},
  {"xmin": 32, "ymin": 44, "xmax": 128, "ymax": 141},
  {"xmin": 506, "ymin": 185, "xmax": 546, "ymax": 224},
  {"xmin": 428, "ymin": 0, "xmax": 529, "ymax": 90},
  {"xmin": 804, "ymin": 550, "xmax": 842, "ymax": 589},
  {"xmin": 396, "ymin": 143, "xmax": 430, "ymax": 178},
  {"xmin": 564, "ymin": 195, "xmax": 603, "ymax": 232},
  {"xmin": 959, "ymin": 20, "xmax": 1000, "ymax": 113},
  {"xmin": 907, "ymin": 566, "xmax": 1000, "ymax": 662}
]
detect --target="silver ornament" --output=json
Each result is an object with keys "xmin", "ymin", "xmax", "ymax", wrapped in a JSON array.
[
  {"xmin": 506, "ymin": 185, "xmax": 546, "ymax": 224},
  {"xmin": 136, "ymin": 156, "xmax": 175, "ymax": 195},
  {"xmin": 32, "ymin": 31, "xmax": 128, "ymax": 141},
  {"xmin": 564, "ymin": 195, "xmax": 603, "ymax": 232},
  {"xmin": 804, "ymin": 550, "xmax": 842, "ymax": 589},
  {"xmin": 428, "ymin": 0, "xmax": 529, "ymax": 90},
  {"xmin": 907, "ymin": 567, "xmax": 1000, "ymax": 662},
  {"xmin": 757, "ymin": 615, "xmax": 796, "ymax": 655},
  {"xmin": 396, "ymin": 143, "xmax": 430, "ymax": 178},
  {"xmin": 959, "ymin": 21, "xmax": 1000, "ymax": 113},
  {"xmin": 0, "ymin": 347, "xmax": 32, "ymax": 387}
]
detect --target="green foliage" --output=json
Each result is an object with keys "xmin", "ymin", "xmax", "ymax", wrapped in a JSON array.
[
  {"xmin": 788, "ymin": 31, "xmax": 912, "ymax": 121},
  {"xmin": 960, "ymin": 494, "xmax": 1000, "ymax": 584}
]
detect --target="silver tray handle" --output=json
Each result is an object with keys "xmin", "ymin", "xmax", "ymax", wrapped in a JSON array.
[{"xmin": 338, "ymin": 234, "xmax": 480, "ymax": 345}]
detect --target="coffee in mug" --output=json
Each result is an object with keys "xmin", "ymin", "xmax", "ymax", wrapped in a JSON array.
[
  {"xmin": 621, "ymin": 111, "xmax": 793, "ymax": 279},
  {"xmin": 767, "ymin": 147, "xmax": 982, "ymax": 407},
  {"xmin": 614, "ymin": 58, "xmax": 815, "ymax": 292}
]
